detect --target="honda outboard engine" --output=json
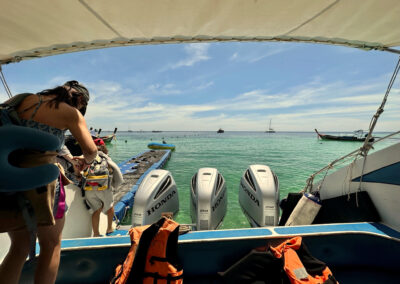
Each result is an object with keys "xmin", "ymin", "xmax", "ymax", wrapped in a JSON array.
[
  {"xmin": 132, "ymin": 169, "xmax": 179, "ymax": 227},
  {"xmin": 239, "ymin": 165, "xmax": 279, "ymax": 227},
  {"xmin": 190, "ymin": 168, "xmax": 227, "ymax": 230}
]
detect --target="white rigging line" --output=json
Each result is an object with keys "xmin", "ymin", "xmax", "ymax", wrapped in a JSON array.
[
  {"xmin": 361, "ymin": 56, "xmax": 400, "ymax": 153},
  {"xmin": 303, "ymin": 56, "xmax": 400, "ymax": 193},
  {"xmin": 0, "ymin": 65, "xmax": 13, "ymax": 99}
]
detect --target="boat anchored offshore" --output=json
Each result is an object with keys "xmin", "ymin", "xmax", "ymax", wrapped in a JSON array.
[
  {"xmin": 147, "ymin": 142, "xmax": 176, "ymax": 150},
  {"xmin": 239, "ymin": 165, "xmax": 280, "ymax": 227},
  {"xmin": 190, "ymin": 168, "xmax": 227, "ymax": 230},
  {"xmin": 131, "ymin": 169, "xmax": 179, "ymax": 227},
  {"xmin": 315, "ymin": 129, "xmax": 374, "ymax": 142},
  {"xmin": 265, "ymin": 119, "xmax": 276, "ymax": 133}
]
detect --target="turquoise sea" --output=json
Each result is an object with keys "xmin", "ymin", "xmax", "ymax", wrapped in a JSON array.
[{"xmin": 105, "ymin": 131, "xmax": 398, "ymax": 229}]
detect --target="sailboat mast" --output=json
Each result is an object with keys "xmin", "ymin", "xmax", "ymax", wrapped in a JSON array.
[{"xmin": 265, "ymin": 119, "xmax": 275, "ymax": 133}]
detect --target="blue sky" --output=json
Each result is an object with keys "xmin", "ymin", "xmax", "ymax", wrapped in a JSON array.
[{"xmin": 1, "ymin": 42, "xmax": 399, "ymax": 132}]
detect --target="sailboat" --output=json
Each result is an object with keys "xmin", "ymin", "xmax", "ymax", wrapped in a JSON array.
[{"xmin": 265, "ymin": 119, "xmax": 276, "ymax": 133}]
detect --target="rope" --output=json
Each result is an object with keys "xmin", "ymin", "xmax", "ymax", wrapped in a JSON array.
[
  {"xmin": 302, "ymin": 149, "xmax": 359, "ymax": 192},
  {"xmin": 304, "ymin": 131, "xmax": 399, "ymax": 197},
  {"xmin": 315, "ymin": 163, "xmax": 333, "ymax": 192},
  {"xmin": 0, "ymin": 65, "xmax": 13, "ymax": 98},
  {"xmin": 361, "ymin": 56, "xmax": 400, "ymax": 149},
  {"xmin": 303, "ymin": 56, "xmax": 400, "ymax": 193},
  {"xmin": 352, "ymin": 56, "xmax": 400, "ymax": 193}
]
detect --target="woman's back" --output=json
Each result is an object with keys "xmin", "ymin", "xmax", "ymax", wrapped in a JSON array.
[
  {"xmin": 16, "ymin": 92, "xmax": 96, "ymax": 157},
  {"xmin": 17, "ymin": 94, "xmax": 74, "ymax": 131}
]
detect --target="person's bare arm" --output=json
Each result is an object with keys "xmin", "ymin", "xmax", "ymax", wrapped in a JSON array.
[{"xmin": 62, "ymin": 105, "xmax": 97, "ymax": 165}]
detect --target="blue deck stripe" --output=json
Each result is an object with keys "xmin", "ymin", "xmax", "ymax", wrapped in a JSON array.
[
  {"xmin": 178, "ymin": 228, "xmax": 273, "ymax": 240},
  {"xmin": 53, "ymin": 222, "xmax": 400, "ymax": 253},
  {"xmin": 61, "ymin": 236, "xmax": 130, "ymax": 248},
  {"xmin": 58, "ymin": 228, "xmax": 272, "ymax": 250}
]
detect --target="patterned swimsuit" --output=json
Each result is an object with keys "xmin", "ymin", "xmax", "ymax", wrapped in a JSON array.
[{"xmin": 19, "ymin": 94, "xmax": 67, "ymax": 219}]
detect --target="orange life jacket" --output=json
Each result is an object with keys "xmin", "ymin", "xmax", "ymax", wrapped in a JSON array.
[
  {"xmin": 111, "ymin": 217, "xmax": 183, "ymax": 284},
  {"xmin": 270, "ymin": 236, "xmax": 337, "ymax": 284}
]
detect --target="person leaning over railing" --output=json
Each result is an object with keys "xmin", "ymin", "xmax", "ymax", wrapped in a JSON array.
[{"xmin": 0, "ymin": 80, "xmax": 97, "ymax": 284}]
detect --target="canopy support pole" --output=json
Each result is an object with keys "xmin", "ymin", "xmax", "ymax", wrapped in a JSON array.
[{"xmin": 0, "ymin": 65, "xmax": 13, "ymax": 99}]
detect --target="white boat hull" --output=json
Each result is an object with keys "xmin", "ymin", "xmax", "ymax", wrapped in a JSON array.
[{"xmin": 315, "ymin": 142, "xmax": 400, "ymax": 231}]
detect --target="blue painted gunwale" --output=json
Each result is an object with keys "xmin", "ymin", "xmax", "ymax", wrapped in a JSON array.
[
  {"xmin": 352, "ymin": 161, "xmax": 400, "ymax": 186},
  {"xmin": 113, "ymin": 150, "xmax": 172, "ymax": 221},
  {"xmin": 55, "ymin": 222, "xmax": 400, "ymax": 252}
]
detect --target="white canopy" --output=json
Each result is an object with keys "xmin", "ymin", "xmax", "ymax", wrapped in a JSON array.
[{"xmin": 1, "ymin": 0, "xmax": 400, "ymax": 64}]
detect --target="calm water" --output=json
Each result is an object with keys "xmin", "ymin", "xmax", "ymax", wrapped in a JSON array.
[{"xmin": 105, "ymin": 131, "xmax": 398, "ymax": 229}]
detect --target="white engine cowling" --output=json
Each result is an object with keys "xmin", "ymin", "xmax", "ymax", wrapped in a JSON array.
[
  {"xmin": 132, "ymin": 169, "xmax": 179, "ymax": 226},
  {"xmin": 190, "ymin": 168, "xmax": 227, "ymax": 230},
  {"xmin": 239, "ymin": 165, "xmax": 279, "ymax": 227}
]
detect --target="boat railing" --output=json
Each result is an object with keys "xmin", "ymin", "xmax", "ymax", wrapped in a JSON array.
[
  {"xmin": 304, "ymin": 58, "xmax": 400, "ymax": 193},
  {"xmin": 303, "ymin": 130, "xmax": 400, "ymax": 193}
]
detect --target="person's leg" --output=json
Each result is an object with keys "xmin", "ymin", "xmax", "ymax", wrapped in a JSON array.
[
  {"xmin": 85, "ymin": 191, "xmax": 102, "ymax": 236},
  {"xmin": 106, "ymin": 206, "xmax": 114, "ymax": 234},
  {"xmin": 102, "ymin": 190, "xmax": 114, "ymax": 235},
  {"xmin": 34, "ymin": 217, "xmax": 65, "ymax": 284},
  {"xmin": 0, "ymin": 230, "xmax": 30, "ymax": 284},
  {"xmin": 92, "ymin": 207, "xmax": 102, "ymax": 237}
]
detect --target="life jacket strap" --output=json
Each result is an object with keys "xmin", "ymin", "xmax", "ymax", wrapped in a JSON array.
[
  {"xmin": 149, "ymin": 256, "xmax": 168, "ymax": 264},
  {"xmin": 110, "ymin": 264, "xmax": 124, "ymax": 284},
  {"xmin": 17, "ymin": 192, "xmax": 37, "ymax": 261},
  {"xmin": 84, "ymin": 184, "xmax": 108, "ymax": 191},
  {"xmin": 143, "ymin": 272, "xmax": 184, "ymax": 284},
  {"xmin": 86, "ymin": 174, "xmax": 108, "ymax": 180}
]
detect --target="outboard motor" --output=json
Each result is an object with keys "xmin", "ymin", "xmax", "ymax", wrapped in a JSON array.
[
  {"xmin": 239, "ymin": 165, "xmax": 279, "ymax": 227},
  {"xmin": 190, "ymin": 168, "xmax": 227, "ymax": 230},
  {"xmin": 132, "ymin": 169, "xmax": 179, "ymax": 227}
]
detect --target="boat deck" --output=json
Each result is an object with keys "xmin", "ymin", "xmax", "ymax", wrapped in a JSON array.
[{"xmin": 23, "ymin": 222, "xmax": 400, "ymax": 284}]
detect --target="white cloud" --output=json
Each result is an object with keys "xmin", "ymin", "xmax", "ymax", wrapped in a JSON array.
[
  {"xmin": 166, "ymin": 43, "xmax": 211, "ymax": 70},
  {"xmin": 230, "ymin": 44, "xmax": 293, "ymax": 63},
  {"xmin": 145, "ymin": 83, "xmax": 182, "ymax": 95},
  {"xmin": 195, "ymin": 81, "xmax": 214, "ymax": 90},
  {"xmin": 84, "ymin": 76, "xmax": 400, "ymax": 132},
  {"xmin": 230, "ymin": 52, "xmax": 238, "ymax": 61},
  {"xmin": 47, "ymin": 76, "xmax": 71, "ymax": 86},
  {"xmin": 332, "ymin": 94, "xmax": 384, "ymax": 104},
  {"xmin": 6, "ymin": 69, "xmax": 394, "ymax": 132}
]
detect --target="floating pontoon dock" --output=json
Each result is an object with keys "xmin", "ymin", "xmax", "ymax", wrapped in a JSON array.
[{"xmin": 113, "ymin": 149, "xmax": 171, "ymax": 221}]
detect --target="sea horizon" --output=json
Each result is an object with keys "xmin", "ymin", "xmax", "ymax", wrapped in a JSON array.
[{"xmin": 107, "ymin": 131, "xmax": 399, "ymax": 229}]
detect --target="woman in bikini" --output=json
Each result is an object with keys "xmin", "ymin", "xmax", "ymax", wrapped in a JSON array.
[{"xmin": 0, "ymin": 81, "xmax": 97, "ymax": 284}]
